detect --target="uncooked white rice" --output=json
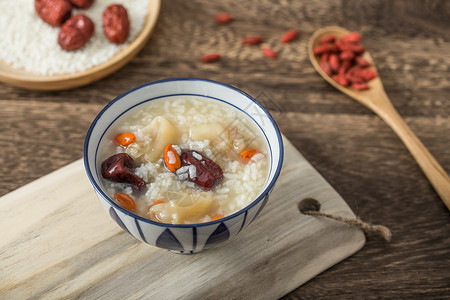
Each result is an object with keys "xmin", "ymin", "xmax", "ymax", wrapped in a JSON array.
[{"xmin": 0, "ymin": 0, "xmax": 148, "ymax": 75}]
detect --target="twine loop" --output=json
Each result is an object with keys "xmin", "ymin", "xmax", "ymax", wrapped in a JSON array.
[{"xmin": 298, "ymin": 198, "xmax": 392, "ymax": 242}]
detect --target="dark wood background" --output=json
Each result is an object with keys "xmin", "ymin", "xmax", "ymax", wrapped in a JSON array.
[{"xmin": 1, "ymin": 0, "xmax": 449, "ymax": 298}]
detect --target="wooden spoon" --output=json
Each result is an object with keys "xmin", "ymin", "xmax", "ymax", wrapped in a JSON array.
[{"xmin": 308, "ymin": 26, "xmax": 450, "ymax": 210}]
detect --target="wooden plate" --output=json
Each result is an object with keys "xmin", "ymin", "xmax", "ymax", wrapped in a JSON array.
[{"xmin": 0, "ymin": 0, "xmax": 161, "ymax": 91}]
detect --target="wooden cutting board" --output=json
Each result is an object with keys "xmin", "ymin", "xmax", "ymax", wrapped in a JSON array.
[{"xmin": 0, "ymin": 137, "xmax": 365, "ymax": 299}]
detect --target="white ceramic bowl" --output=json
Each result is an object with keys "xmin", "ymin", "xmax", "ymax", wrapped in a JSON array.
[{"xmin": 84, "ymin": 78, "xmax": 284, "ymax": 253}]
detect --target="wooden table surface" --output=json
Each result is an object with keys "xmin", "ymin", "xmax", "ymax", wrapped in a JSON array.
[{"xmin": 1, "ymin": 0, "xmax": 449, "ymax": 298}]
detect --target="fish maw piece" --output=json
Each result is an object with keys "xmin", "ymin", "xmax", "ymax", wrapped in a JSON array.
[
  {"xmin": 174, "ymin": 193, "xmax": 213, "ymax": 223},
  {"xmin": 189, "ymin": 123, "xmax": 225, "ymax": 141},
  {"xmin": 148, "ymin": 202, "xmax": 173, "ymax": 223},
  {"xmin": 148, "ymin": 193, "xmax": 213, "ymax": 224},
  {"xmin": 142, "ymin": 116, "xmax": 179, "ymax": 162}
]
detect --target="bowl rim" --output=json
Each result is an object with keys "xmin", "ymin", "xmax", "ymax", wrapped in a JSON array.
[{"xmin": 83, "ymin": 77, "xmax": 284, "ymax": 228}]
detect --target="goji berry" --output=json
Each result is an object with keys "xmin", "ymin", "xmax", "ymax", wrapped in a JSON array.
[
  {"xmin": 313, "ymin": 43, "xmax": 338, "ymax": 55},
  {"xmin": 262, "ymin": 46, "xmax": 278, "ymax": 59},
  {"xmin": 320, "ymin": 61, "xmax": 332, "ymax": 76},
  {"xmin": 339, "ymin": 50, "xmax": 355, "ymax": 61},
  {"xmin": 351, "ymin": 83, "xmax": 370, "ymax": 90},
  {"xmin": 335, "ymin": 39, "xmax": 350, "ymax": 52},
  {"xmin": 281, "ymin": 29, "xmax": 298, "ymax": 43},
  {"xmin": 164, "ymin": 144, "xmax": 181, "ymax": 172},
  {"xmin": 341, "ymin": 32, "xmax": 361, "ymax": 43},
  {"xmin": 356, "ymin": 57, "xmax": 371, "ymax": 67},
  {"xmin": 320, "ymin": 53, "xmax": 329, "ymax": 63},
  {"xmin": 240, "ymin": 149, "xmax": 261, "ymax": 162},
  {"xmin": 114, "ymin": 192, "xmax": 136, "ymax": 211},
  {"xmin": 114, "ymin": 132, "xmax": 136, "ymax": 146},
  {"xmin": 201, "ymin": 53, "xmax": 221, "ymax": 63},
  {"xmin": 338, "ymin": 60, "xmax": 351, "ymax": 75},
  {"xmin": 332, "ymin": 75, "xmax": 349, "ymax": 86},
  {"xmin": 349, "ymin": 44, "xmax": 365, "ymax": 55},
  {"xmin": 214, "ymin": 13, "xmax": 232, "ymax": 24},
  {"xmin": 345, "ymin": 73, "xmax": 365, "ymax": 84},
  {"xmin": 320, "ymin": 34, "xmax": 336, "ymax": 44},
  {"xmin": 358, "ymin": 68, "xmax": 377, "ymax": 81},
  {"xmin": 242, "ymin": 36, "xmax": 263, "ymax": 45},
  {"xmin": 329, "ymin": 54, "xmax": 340, "ymax": 73}
]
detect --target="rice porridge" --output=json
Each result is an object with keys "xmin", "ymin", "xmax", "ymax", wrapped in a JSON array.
[{"xmin": 99, "ymin": 96, "xmax": 269, "ymax": 224}]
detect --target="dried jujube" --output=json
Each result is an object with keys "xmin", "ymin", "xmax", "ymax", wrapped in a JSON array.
[
  {"xmin": 102, "ymin": 4, "xmax": 130, "ymax": 44},
  {"xmin": 35, "ymin": 0, "xmax": 72, "ymax": 27},
  {"xmin": 180, "ymin": 150, "xmax": 223, "ymax": 190},
  {"xmin": 69, "ymin": 0, "xmax": 94, "ymax": 9},
  {"xmin": 101, "ymin": 153, "xmax": 145, "ymax": 191},
  {"xmin": 58, "ymin": 14, "xmax": 94, "ymax": 51}
]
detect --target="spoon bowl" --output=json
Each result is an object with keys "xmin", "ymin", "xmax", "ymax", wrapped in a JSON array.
[{"xmin": 309, "ymin": 26, "xmax": 450, "ymax": 210}]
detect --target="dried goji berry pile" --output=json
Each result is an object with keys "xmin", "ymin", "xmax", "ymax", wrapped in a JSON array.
[
  {"xmin": 313, "ymin": 31, "xmax": 377, "ymax": 90},
  {"xmin": 201, "ymin": 12, "xmax": 298, "ymax": 63}
]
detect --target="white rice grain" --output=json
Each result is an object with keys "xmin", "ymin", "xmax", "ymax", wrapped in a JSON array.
[
  {"xmin": 167, "ymin": 151, "xmax": 176, "ymax": 164},
  {"xmin": 172, "ymin": 145, "xmax": 181, "ymax": 155},
  {"xmin": 192, "ymin": 151, "xmax": 202, "ymax": 161},
  {"xmin": 176, "ymin": 166, "xmax": 189, "ymax": 175},
  {"xmin": 188, "ymin": 165, "xmax": 197, "ymax": 179},
  {"xmin": 178, "ymin": 173, "xmax": 189, "ymax": 181},
  {"xmin": 251, "ymin": 153, "xmax": 265, "ymax": 162}
]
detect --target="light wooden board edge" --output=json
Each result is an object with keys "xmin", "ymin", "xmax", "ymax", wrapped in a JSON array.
[
  {"xmin": 0, "ymin": 0, "xmax": 161, "ymax": 91},
  {"xmin": 0, "ymin": 136, "xmax": 365, "ymax": 299}
]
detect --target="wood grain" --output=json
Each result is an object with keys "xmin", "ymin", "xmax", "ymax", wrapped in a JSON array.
[
  {"xmin": 0, "ymin": 0, "xmax": 449, "ymax": 298},
  {"xmin": 0, "ymin": 139, "xmax": 365, "ymax": 299}
]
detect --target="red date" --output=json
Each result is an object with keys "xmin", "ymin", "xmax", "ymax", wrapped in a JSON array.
[
  {"xmin": 180, "ymin": 151, "xmax": 223, "ymax": 190},
  {"xmin": 101, "ymin": 153, "xmax": 145, "ymax": 191},
  {"xmin": 69, "ymin": 0, "xmax": 94, "ymax": 9},
  {"xmin": 58, "ymin": 14, "xmax": 94, "ymax": 51},
  {"xmin": 102, "ymin": 4, "xmax": 130, "ymax": 44},
  {"xmin": 35, "ymin": 0, "xmax": 72, "ymax": 27}
]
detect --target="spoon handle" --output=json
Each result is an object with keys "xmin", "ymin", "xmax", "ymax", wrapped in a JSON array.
[{"xmin": 373, "ymin": 93, "xmax": 450, "ymax": 209}]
